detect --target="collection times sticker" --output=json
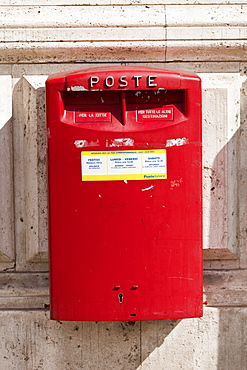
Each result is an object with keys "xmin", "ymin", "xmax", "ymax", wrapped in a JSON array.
[{"xmin": 81, "ymin": 150, "xmax": 167, "ymax": 181}]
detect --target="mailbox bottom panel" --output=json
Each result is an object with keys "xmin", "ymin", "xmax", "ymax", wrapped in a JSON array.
[
  {"xmin": 50, "ymin": 302, "xmax": 203, "ymax": 322},
  {"xmin": 50, "ymin": 239, "xmax": 202, "ymax": 321}
]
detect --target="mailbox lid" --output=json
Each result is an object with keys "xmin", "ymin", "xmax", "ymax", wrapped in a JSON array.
[{"xmin": 46, "ymin": 66, "xmax": 200, "ymax": 91}]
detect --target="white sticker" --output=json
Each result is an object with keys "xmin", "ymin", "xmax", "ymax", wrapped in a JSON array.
[{"xmin": 81, "ymin": 150, "xmax": 167, "ymax": 181}]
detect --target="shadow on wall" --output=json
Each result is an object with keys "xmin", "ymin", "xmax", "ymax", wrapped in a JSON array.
[
  {"xmin": 0, "ymin": 75, "xmax": 14, "ymax": 266},
  {"xmin": 0, "ymin": 117, "xmax": 14, "ymax": 264},
  {"xmin": 215, "ymin": 77, "xmax": 247, "ymax": 370},
  {"xmin": 38, "ymin": 317, "xmax": 181, "ymax": 370},
  {"xmin": 203, "ymin": 82, "xmax": 240, "ymax": 262},
  {"xmin": 216, "ymin": 308, "xmax": 247, "ymax": 370}
]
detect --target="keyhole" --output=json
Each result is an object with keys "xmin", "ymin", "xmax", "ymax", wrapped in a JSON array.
[{"xmin": 118, "ymin": 293, "xmax": 123, "ymax": 303}]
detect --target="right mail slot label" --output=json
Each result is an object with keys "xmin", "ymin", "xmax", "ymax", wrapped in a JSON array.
[{"xmin": 137, "ymin": 106, "xmax": 174, "ymax": 122}]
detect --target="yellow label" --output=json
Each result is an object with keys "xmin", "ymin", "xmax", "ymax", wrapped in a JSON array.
[{"xmin": 81, "ymin": 149, "xmax": 167, "ymax": 181}]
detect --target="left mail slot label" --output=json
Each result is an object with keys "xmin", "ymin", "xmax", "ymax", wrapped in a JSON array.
[
  {"xmin": 81, "ymin": 150, "xmax": 167, "ymax": 181},
  {"xmin": 76, "ymin": 111, "xmax": 111, "ymax": 123}
]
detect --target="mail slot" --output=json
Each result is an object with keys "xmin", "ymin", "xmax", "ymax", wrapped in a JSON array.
[{"xmin": 46, "ymin": 66, "xmax": 202, "ymax": 321}]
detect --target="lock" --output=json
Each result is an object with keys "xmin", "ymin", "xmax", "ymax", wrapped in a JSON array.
[{"xmin": 118, "ymin": 294, "xmax": 123, "ymax": 303}]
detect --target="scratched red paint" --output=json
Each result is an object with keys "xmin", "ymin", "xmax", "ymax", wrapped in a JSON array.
[{"xmin": 46, "ymin": 66, "xmax": 202, "ymax": 321}]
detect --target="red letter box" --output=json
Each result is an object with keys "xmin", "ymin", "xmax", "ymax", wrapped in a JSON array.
[{"xmin": 46, "ymin": 67, "xmax": 202, "ymax": 321}]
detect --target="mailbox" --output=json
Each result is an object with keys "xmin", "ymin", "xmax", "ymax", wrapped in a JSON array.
[{"xmin": 46, "ymin": 67, "xmax": 202, "ymax": 321}]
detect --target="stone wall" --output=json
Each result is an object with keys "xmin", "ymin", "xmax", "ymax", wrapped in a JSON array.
[{"xmin": 1, "ymin": 1, "xmax": 247, "ymax": 369}]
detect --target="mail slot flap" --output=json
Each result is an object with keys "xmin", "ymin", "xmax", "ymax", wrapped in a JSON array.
[
  {"xmin": 61, "ymin": 88, "xmax": 187, "ymax": 131},
  {"xmin": 65, "ymin": 68, "xmax": 182, "ymax": 91},
  {"xmin": 62, "ymin": 89, "xmax": 185, "ymax": 106}
]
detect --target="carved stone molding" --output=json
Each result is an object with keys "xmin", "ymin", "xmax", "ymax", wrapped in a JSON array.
[
  {"xmin": 0, "ymin": 272, "xmax": 49, "ymax": 309},
  {"xmin": 201, "ymin": 73, "xmax": 242, "ymax": 261},
  {"xmin": 13, "ymin": 76, "xmax": 48, "ymax": 271},
  {"xmin": 0, "ymin": 75, "xmax": 15, "ymax": 270},
  {"xmin": 0, "ymin": 5, "xmax": 246, "ymax": 63}
]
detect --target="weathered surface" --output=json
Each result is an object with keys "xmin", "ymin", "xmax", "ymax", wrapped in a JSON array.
[
  {"xmin": 201, "ymin": 74, "xmax": 241, "ymax": 260},
  {"xmin": 0, "ymin": 308, "xmax": 246, "ymax": 369},
  {"xmin": 204, "ymin": 270, "xmax": 247, "ymax": 306},
  {"xmin": 13, "ymin": 75, "xmax": 48, "ymax": 271},
  {"xmin": 0, "ymin": 76, "xmax": 15, "ymax": 270},
  {"xmin": 0, "ymin": 273, "xmax": 49, "ymax": 309},
  {"xmin": 0, "ymin": 311, "xmax": 141, "ymax": 370},
  {"xmin": 0, "ymin": 1, "xmax": 247, "ymax": 369},
  {"xmin": 140, "ymin": 308, "xmax": 247, "ymax": 370},
  {"xmin": 0, "ymin": 5, "xmax": 247, "ymax": 62}
]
